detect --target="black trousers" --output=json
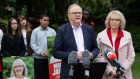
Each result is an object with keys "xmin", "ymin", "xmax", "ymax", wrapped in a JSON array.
[
  {"xmin": 0, "ymin": 72, "xmax": 2, "ymax": 79},
  {"xmin": 34, "ymin": 58, "xmax": 50, "ymax": 79}
]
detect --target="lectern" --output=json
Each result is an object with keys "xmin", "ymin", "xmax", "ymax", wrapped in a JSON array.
[{"xmin": 73, "ymin": 62, "xmax": 107, "ymax": 79}]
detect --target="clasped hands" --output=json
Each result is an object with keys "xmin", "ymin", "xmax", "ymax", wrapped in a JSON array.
[
  {"xmin": 77, "ymin": 50, "xmax": 93, "ymax": 60},
  {"xmin": 42, "ymin": 51, "xmax": 49, "ymax": 57}
]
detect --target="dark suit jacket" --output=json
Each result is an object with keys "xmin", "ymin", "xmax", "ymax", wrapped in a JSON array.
[
  {"xmin": 53, "ymin": 22, "xmax": 99, "ymax": 79},
  {"xmin": 1, "ymin": 34, "xmax": 26, "ymax": 57}
]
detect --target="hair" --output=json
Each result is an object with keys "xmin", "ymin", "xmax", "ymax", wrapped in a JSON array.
[
  {"xmin": 11, "ymin": 59, "xmax": 28, "ymax": 77},
  {"xmin": 105, "ymin": 10, "xmax": 126, "ymax": 29},
  {"xmin": 40, "ymin": 14, "xmax": 49, "ymax": 19},
  {"xmin": 17, "ymin": 15, "xmax": 32, "ymax": 32},
  {"xmin": 82, "ymin": 9, "xmax": 92, "ymax": 25},
  {"xmin": 67, "ymin": 4, "xmax": 82, "ymax": 13},
  {"xmin": 8, "ymin": 18, "xmax": 22, "ymax": 38},
  {"xmin": 27, "ymin": 17, "xmax": 39, "ymax": 29}
]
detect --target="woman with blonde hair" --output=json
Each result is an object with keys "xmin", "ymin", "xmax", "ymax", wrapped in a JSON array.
[
  {"xmin": 8, "ymin": 59, "xmax": 30, "ymax": 79},
  {"xmin": 96, "ymin": 10, "xmax": 135, "ymax": 79}
]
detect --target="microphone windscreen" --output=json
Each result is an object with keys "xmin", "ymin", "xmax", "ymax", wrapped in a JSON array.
[
  {"xmin": 104, "ymin": 50, "xmax": 125, "ymax": 70},
  {"xmin": 104, "ymin": 50, "xmax": 116, "ymax": 67},
  {"xmin": 82, "ymin": 51, "xmax": 90, "ymax": 68},
  {"xmin": 108, "ymin": 53, "xmax": 116, "ymax": 61},
  {"xmin": 68, "ymin": 51, "xmax": 77, "ymax": 66}
]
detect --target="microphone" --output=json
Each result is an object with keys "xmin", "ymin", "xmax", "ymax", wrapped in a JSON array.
[
  {"xmin": 82, "ymin": 51, "xmax": 90, "ymax": 77},
  {"xmin": 104, "ymin": 50, "xmax": 125, "ymax": 70},
  {"xmin": 68, "ymin": 51, "xmax": 77, "ymax": 79}
]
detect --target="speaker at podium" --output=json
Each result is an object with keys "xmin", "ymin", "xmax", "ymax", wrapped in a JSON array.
[{"xmin": 73, "ymin": 62, "xmax": 107, "ymax": 79}]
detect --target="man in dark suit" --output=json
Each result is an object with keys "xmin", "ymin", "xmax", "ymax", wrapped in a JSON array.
[{"xmin": 53, "ymin": 4, "xmax": 99, "ymax": 79}]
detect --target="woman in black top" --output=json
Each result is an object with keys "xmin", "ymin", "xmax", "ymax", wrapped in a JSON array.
[{"xmin": 1, "ymin": 18, "xmax": 26, "ymax": 57}]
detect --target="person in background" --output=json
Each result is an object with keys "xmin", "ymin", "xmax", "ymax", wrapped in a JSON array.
[
  {"xmin": 27, "ymin": 17, "xmax": 39, "ymax": 29},
  {"xmin": 82, "ymin": 9, "xmax": 95, "ymax": 29},
  {"xmin": 53, "ymin": 4, "xmax": 99, "ymax": 79},
  {"xmin": 30, "ymin": 14, "xmax": 56, "ymax": 79},
  {"xmin": 0, "ymin": 22, "xmax": 3, "ymax": 78},
  {"xmin": 0, "ymin": 29, "xmax": 3, "ymax": 56},
  {"xmin": 0, "ymin": 29, "xmax": 3, "ymax": 79},
  {"xmin": 1, "ymin": 18, "xmax": 25, "ymax": 57},
  {"xmin": 96, "ymin": 10, "xmax": 135, "ymax": 79},
  {"xmin": 17, "ymin": 15, "xmax": 33, "ymax": 56},
  {"xmin": 8, "ymin": 59, "xmax": 30, "ymax": 79}
]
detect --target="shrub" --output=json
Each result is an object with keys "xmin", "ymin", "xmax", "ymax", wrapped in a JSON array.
[
  {"xmin": 0, "ymin": 18, "xmax": 8, "ymax": 33},
  {"xmin": 125, "ymin": 25, "xmax": 140, "ymax": 52}
]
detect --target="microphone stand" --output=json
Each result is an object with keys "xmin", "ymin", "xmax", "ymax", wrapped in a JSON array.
[
  {"xmin": 84, "ymin": 69, "xmax": 90, "ymax": 79},
  {"xmin": 115, "ymin": 67, "xmax": 120, "ymax": 79},
  {"xmin": 115, "ymin": 66, "xmax": 127, "ymax": 79},
  {"xmin": 68, "ymin": 66, "xmax": 74, "ymax": 79}
]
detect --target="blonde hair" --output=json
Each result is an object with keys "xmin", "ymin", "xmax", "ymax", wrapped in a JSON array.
[
  {"xmin": 67, "ymin": 4, "xmax": 82, "ymax": 13},
  {"xmin": 105, "ymin": 10, "xmax": 126, "ymax": 29},
  {"xmin": 11, "ymin": 59, "xmax": 28, "ymax": 77}
]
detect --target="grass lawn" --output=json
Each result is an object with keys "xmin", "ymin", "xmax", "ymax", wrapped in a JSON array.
[{"xmin": 132, "ymin": 53, "xmax": 140, "ymax": 79}]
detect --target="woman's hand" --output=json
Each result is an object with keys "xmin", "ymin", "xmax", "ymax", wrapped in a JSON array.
[{"xmin": 110, "ymin": 70, "xmax": 116, "ymax": 78}]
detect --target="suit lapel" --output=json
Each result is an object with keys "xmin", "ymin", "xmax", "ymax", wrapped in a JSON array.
[
  {"xmin": 81, "ymin": 24, "xmax": 87, "ymax": 49},
  {"xmin": 67, "ymin": 22, "xmax": 77, "ymax": 51}
]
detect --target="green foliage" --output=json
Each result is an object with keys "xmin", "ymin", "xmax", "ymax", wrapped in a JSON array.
[
  {"xmin": 1, "ymin": 0, "xmax": 140, "ymax": 27},
  {"xmin": 0, "ymin": 18, "xmax": 8, "ymax": 29},
  {"xmin": 132, "ymin": 53, "xmax": 140, "ymax": 79},
  {"xmin": 47, "ymin": 36, "xmax": 55, "ymax": 63},
  {"xmin": 2, "ymin": 57, "xmax": 34, "ymax": 79},
  {"xmin": 51, "ymin": 23, "xmax": 59, "ymax": 30},
  {"xmin": 125, "ymin": 25, "xmax": 140, "ymax": 52},
  {"xmin": 0, "ymin": 18, "xmax": 8, "ymax": 33},
  {"xmin": 94, "ymin": 25, "xmax": 105, "ymax": 37}
]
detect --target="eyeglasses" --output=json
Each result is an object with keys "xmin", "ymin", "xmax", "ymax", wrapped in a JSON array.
[
  {"xmin": 110, "ymin": 18, "xmax": 120, "ymax": 21},
  {"xmin": 43, "ymin": 19, "xmax": 49, "ymax": 22},
  {"xmin": 14, "ymin": 65, "xmax": 23, "ymax": 69},
  {"xmin": 69, "ymin": 12, "xmax": 82, "ymax": 15}
]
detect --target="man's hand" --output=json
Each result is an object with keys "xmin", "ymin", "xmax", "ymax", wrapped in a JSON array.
[
  {"xmin": 77, "ymin": 51, "xmax": 82, "ymax": 60},
  {"xmin": 89, "ymin": 52, "xmax": 93, "ymax": 59},
  {"xmin": 42, "ymin": 52, "xmax": 49, "ymax": 57}
]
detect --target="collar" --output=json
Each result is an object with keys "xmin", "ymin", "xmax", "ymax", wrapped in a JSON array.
[
  {"xmin": 107, "ymin": 28, "xmax": 124, "ymax": 40},
  {"xmin": 71, "ymin": 22, "xmax": 82, "ymax": 30},
  {"xmin": 39, "ymin": 26, "xmax": 48, "ymax": 31}
]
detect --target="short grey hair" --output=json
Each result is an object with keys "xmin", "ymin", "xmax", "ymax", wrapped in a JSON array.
[
  {"xmin": 11, "ymin": 59, "xmax": 28, "ymax": 77},
  {"xmin": 67, "ymin": 4, "xmax": 82, "ymax": 13},
  {"xmin": 105, "ymin": 10, "xmax": 126, "ymax": 29}
]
